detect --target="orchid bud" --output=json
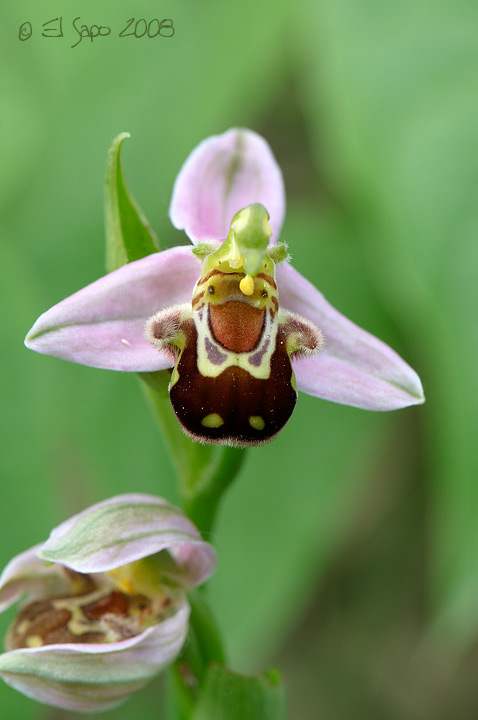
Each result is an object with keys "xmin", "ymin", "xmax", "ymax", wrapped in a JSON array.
[{"xmin": 0, "ymin": 494, "xmax": 216, "ymax": 712}]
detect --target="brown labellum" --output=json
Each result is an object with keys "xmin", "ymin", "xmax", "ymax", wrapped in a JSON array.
[
  {"xmin": 6, "ymin": 585, "xmax": 160, "ymax": 649},
  {"xmin": 169, "ymin": 320, "xmax": 297, "ymax": 446},
  {"xmin": 146, "ymin": 254, "xmax": 323, "ymax": 447}
]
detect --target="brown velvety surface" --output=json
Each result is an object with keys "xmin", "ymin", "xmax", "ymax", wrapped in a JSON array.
[
  {"xmin": 209, "ymin": 301, "xmax": 265, "ymax": 352},
  {"xmin": 170, "ymin": 320, "xmax": 296, "ymax": 445}
]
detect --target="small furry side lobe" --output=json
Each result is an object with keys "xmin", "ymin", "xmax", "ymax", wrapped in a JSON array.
[
  {"xmin": 280, "ymin": 310, "xmax": 324, "ymax": 360},
  {"xmin": 144, "ymin": 304, "xmax": 190, "ymax": 362}
]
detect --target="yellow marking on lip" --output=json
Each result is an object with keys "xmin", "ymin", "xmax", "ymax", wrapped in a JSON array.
[
  {"xmin": 17, "ymin": 620, "xmax": 30, "ymax": 635},
  {"xmin": 67, "ymin": 606, "xmax": 100, "ymax": 636},
  {"xmin": 201, "ymin": 413, "xmax": 224, "ymax": 428},
  {"xmin": 249, "ymin": 416, "xmax": 265, "ymax": 431},
  {"xmin": 26, "ymin": 635, "xmax": 43, "ymax": 648}
]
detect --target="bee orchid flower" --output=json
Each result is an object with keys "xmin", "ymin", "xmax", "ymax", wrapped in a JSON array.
[
  {"xmin": 0, "ymin": 494, "xmax": 217, "ymax": 712},
  {"xmin": 25, "ymin": 129, "xmax": 424, "ymax": 446}
]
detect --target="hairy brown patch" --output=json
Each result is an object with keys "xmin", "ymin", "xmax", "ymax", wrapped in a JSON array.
[
  {"xmin": 209, "ymin": 301, "xmax": 265, "ymax": 352},
  {"xmin": 169, "ymin": 322, "xmax": 297, "ymax": 446}
]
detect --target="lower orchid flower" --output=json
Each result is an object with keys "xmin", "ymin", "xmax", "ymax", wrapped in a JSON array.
[
  {"xmin": 0, "ymin": 494, "xmax": 216, "ymax": 712},
  {"xmin": 25, "ymin": 128, "xmax": 424, "ymax": 447}
]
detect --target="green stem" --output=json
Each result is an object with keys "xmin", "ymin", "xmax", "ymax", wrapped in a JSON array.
[
  {"xmin": 184, "ymin": 447, "xmax": 246, "ymax": 536},
  {"xmin": 169, "ymin": 592, "xmax": 227, "ymax": 719},
  {"xmin": 139, "ymin": 371, "xmax": 246, "ymax": 536},
  {"xmin": 139, "ymin": 371, "xmax": 214, "ymax": 493},
  {"xmin": 165, "ymin": 664, "xmax": 195, "ymax": 720},
  {"xmin": 188, "ymin": 590, "xmax": 227, "ymax": 668}
]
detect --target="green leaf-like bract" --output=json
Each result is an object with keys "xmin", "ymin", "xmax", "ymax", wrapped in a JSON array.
[{"xmin": 104, "ymin": 132, "xmax": 159, "ymax": 273}]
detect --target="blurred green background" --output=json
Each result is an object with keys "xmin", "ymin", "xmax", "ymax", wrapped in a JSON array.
[{"xmin": 1, "ymin": 0, "xmax": 477, "ymax": 718}]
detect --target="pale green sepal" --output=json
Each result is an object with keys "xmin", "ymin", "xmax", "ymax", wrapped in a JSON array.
[
  {"xmin": 36, "ymin": 494, "xmax": 216, "ymax": 587},
  {"xmin": 105, "ymin": 132, "xmax": 159, "ymax": 273},
  {"xmin": 192, "ymin": 664, "xmax": 286, "ymax": 720}
]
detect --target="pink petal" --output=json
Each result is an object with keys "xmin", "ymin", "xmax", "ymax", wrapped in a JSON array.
[
  {"xmin": 25, "ymin": 247, "xmax": 201, "ymax": 371},
  {"xmin": 39, "ymin": 494, "xmax": 217, "ymax": 588},
  {"xmin": 170, "ymin": 128, "xmax": 285, "ymax": 244},
  {"xmin": 0, "ymin": 601, "xmax": 189, "ymax": 712},
  {"xmin": 0, "ymin": 546, "xmax": 70, "ymax": 613},
  {"xmin": 277, "ymin": 263, "xmax": 424, "ymax": 410}
]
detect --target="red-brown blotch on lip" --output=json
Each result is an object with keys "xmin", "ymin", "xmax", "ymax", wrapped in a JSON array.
[
  {"xmin": 209, "ymin": 301, "xmax": 265, "ymax": 353},
  {"xmin": 167, "ymin": 316, "xmax": 299, "ymax": 446}
]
